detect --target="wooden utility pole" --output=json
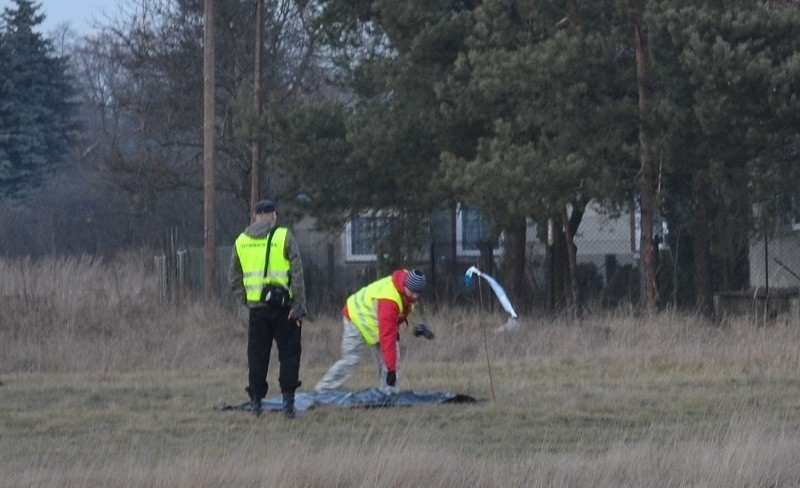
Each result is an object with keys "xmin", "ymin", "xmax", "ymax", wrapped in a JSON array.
[
  {"xmin": 635, "ymin": 19, "xmax": 658, "ymax": 311},
  {"xmin": 203, "ymin": 0, "xmax": 217, "ymax": 301},
  {"xmin": 250, "ymin": 0, "xmax": 264, "ymax": 214}
]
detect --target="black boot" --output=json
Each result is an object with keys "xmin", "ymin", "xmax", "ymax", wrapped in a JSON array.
[
  {"xmin": 251, "ymin": 398, "xmax": 263, "ymax": 418},
  {"xmin": 282, "ymin": 391, "xmax": 296, "ymax": 419},
  {"xmin": 246, "ymin": 387, "xmax": 263, "ymax": 419}
]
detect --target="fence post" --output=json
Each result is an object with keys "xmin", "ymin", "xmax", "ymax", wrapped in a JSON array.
[
  {"xmin": 154, "ymin": 254, "xmax": 166, "ymax": 302},
  {"xmin": 177, "ymin": 249, "xmax": 188, "ymax": 307},
  {"xmin": 327, "ymin": 243, "xmax": 335, "ymax": 299}
]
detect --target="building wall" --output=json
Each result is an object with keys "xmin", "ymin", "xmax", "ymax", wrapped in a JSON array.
[
  {"xmin": 572, "ymin": 202, "xmax": 637, "ymax": 284},
  {"xmin": 749, "ymin": 227, "xmax": 800, "ymax": 289},
  {"xmin": 291, "ymin": 215, "xmax": 383, "ymax": 301},
  {"xmin": 172, "ymin": 203, "xmax": 638, "ymax": 311},
  {"xmin": 292, "ymin": 202, "xmax": 637, "ymax": 298}
]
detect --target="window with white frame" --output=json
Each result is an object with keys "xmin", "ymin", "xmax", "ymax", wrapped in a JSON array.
[
  {"xmin": 456, "ymin": 204, "xmax": 502, "ymax": 256},
  {"xmin": 345, "ymin": 215, "xmax": 393, "ymax": 261}
]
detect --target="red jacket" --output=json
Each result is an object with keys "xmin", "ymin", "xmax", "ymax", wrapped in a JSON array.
[{"xmin": 342, "ymin": 269, "xmax": 415, "ymax": 371}]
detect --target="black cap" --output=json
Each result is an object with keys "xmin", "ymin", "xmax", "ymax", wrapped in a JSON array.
[{"xmin": 254, "ymin": 199, "xmax": 276, "ymax": 214}]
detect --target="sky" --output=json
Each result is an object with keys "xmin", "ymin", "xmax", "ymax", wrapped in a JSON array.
[{"xmin": 0, "ymin": 0, "xmax": 118, "ymax": 35}]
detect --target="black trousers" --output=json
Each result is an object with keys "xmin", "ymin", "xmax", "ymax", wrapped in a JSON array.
[{"xmin": 247, "ymin": 305, "xmax": 302, "ymax": 401}]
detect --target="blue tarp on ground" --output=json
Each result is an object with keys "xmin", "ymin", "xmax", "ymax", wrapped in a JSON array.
[{"xmin": 215, "ymin": 389, "xmax": 477, "ymax": 413}]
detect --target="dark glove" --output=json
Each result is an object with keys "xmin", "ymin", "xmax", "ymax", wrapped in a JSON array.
[
  {"xmin": 385, "ymin": 370, "xmax": 396, "ymax": 387},
  {"xmin": 413, "ymin": 323, "xmax": 435, "ymax": 340}
]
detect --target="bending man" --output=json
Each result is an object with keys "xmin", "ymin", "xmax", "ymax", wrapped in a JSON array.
[{"xmin": 315, "ymin": 268, "xmax": 426, "ymax": 394}]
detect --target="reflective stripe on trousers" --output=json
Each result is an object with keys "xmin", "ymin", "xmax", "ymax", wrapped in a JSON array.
[{"xmin": 314, "ymin": 317, "xmax": 400, "ymax": 394}]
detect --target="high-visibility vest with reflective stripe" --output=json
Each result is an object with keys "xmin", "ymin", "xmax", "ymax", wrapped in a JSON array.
[
  {"xmin": 235, "ymin": 227, "xmax": 291, "ymax": 302},
  {"xmin": 346, "ymin": 275, "xmax": 404, "ymax": 345}
]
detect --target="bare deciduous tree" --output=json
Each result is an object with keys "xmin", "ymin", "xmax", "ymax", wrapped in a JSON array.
[{"xmin": 77, "ymin": 0, "xmax": 327, "ymax": 218}]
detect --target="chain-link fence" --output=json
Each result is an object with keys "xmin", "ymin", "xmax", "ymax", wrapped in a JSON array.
[
  {"xmin": 153, "ymin": 203, "xmax": 642, "ymax": 315},
  {"xmin": 154, "ymin": 213, "xmax": 800, "ymax": 319}
]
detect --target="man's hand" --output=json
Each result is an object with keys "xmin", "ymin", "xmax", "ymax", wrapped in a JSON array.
[
  {"xmin": 385, "ymin": 370, "xmax": 396, "ymax": 387},
  {"xmin": 288, "ymin": 309, "xmax": 306, "ymax": 326}
]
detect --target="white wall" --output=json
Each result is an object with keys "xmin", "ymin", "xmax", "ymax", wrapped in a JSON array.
[
  {"xmin": 292, "ymin": 201, "xmax": 639, "ymax": 293},
  {"xmin": 749, "ymin": 227, "xmax": 800, "ymax": 289},
  {"xmin": 573, "ymin": 202, "xmax": 635, "ymax": 258}
]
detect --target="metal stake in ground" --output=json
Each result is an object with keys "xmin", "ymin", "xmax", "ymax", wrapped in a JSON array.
[{"xmin": 478, "ymin": 277, "xmax": 497, "ymax": 403}]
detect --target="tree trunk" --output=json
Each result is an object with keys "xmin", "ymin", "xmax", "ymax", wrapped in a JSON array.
[
  {"xmin": 561, "ymin": 203, "xmax": 584, "ymax": 318},
  {"xmin": 476, "ymin": 238, "xmax": 495, "ymax": 310},
  {"xmin": 545, "ymin": 218, "xmax": 556, "ymax": 313},
  {"xmin": 448, "ymin": 204, "xmax": 458, "ymax": 300},
  {"xmin": 501, "ymin": 217, "xmax": 528, "ymax": 310},
  {"xmin": 203, "ymin": 0, "xmax": 216, "ymax": 302},
  {"xmin": 635, "ymin": 19, "xmax": 658, "ymax": 312},
  {"xmin": 551, "ymin": 211, "xmax": 568, "ymax": 310},
  {"xmin": 692, "ymin": 168, "xmax": 714, "ymax": 316}
]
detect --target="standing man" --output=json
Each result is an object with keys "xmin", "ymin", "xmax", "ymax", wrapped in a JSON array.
[
  {"xmin": 315, "ymin": 268, "xmax": 429, "ymax": 394},
  {"xmin": 229, "ymin": 199, "xmax": 307, "ymax": 419}
]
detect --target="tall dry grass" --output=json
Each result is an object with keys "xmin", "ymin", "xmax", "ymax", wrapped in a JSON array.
[
  {"xmin": 2, "ymin": 252, "xmax": 800, "ymax": 487},
  {"xmin": 0, "ymin": 250, "xmax": 240, "ymax": 373}
]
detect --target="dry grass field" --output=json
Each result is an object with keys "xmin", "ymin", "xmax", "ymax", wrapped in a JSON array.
[{"xmin": 2, "ymin": 252, "xmax": 800, "ymax": 487}]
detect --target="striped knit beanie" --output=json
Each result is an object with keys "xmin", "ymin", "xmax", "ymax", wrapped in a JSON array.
[{"xmin": 404, "ymin": 269, "xmax": 427, "ymax": 293}]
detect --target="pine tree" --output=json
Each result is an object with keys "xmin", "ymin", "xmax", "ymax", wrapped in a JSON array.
[
  {"xmin": 0, "ymin": 0, "xmax": 76, "ymax": 201},
  {"xmin": 647, "ymin": 1, "xmax": 800, "ymax": 312},
  {"xmin": 438, "ymin": 0, "xmax": 638, "ymax": 309}
]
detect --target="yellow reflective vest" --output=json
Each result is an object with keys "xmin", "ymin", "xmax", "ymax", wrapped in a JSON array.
[
  {"xmin": 346, "ymin": 275, "xmax": 404, "ymax": 345},
  {"xmin": 235, "ymin": 227, "xmax": 291, "ymax": 302}
]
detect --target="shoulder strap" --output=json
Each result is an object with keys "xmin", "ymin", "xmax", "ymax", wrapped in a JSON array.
[{"xmin": 258, "ymin": 226, "xmax": 279, "ymax": 303}]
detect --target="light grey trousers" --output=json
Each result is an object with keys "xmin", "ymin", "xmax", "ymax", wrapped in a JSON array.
[{"xmin": 314, "ymin": 317, "xmax": 400, "ymax": 394}]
